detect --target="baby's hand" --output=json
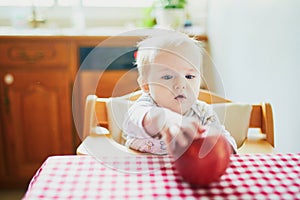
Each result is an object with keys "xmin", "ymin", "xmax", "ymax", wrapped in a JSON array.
[
  {"xmin": 163, "ymin": 117, "xmax": 206, "ymax": 150},
  {"xmin": 143, "ymin": 107, "xmax": 205, "ymax": 152}
]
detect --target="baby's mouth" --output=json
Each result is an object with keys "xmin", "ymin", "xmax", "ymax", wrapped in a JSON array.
[{"xmin": 174, "ymin": 95, "xmax": 186, "ymax": 102}]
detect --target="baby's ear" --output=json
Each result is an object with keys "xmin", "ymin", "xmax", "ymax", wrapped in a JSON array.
[{"xmin": 138, "ymin": 76, "xmax": 149, "ymax": 93}]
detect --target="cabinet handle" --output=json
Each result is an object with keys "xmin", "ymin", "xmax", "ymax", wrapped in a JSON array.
[{"xmin": 4, "ymin": 73, "xmax": 14, "ymax": 85}]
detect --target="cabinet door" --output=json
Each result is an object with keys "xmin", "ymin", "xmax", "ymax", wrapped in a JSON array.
[
  {"xmin": 0, "ymin": 119, "xmax": 6, "ymax": 178},
  {"xmin": 0, "ymin": 71, "xmax": 74, "ymax": 182}
]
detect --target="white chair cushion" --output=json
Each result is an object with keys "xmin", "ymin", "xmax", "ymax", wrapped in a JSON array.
[
  {"xmin": 106, "ymin": 97, "xmax": 133, "ymax": 144},
  {"xmin": 212, "ymin": 103, "xmax": 252, "ymax": 148}
]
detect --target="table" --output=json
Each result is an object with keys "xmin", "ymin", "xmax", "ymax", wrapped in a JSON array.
[{"xmin": 23, "ymin": 154, "xmax": 300, "ymax": 199}]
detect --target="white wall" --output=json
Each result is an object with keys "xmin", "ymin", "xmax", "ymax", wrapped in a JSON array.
[{"xmin": 207, "ymin": 0, "xmax": 300, "ymax": 152}]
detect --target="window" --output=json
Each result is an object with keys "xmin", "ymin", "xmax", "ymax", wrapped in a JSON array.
[
  {"xmin": 82, "ymin": 0, "xmax": 153, "ymax": 7},
  {"xmin": 0, "ymin": 0, "xmax": 154, "ymax": 7},
  {"xmin": 0, "ymin": 0, "xmax": 54, "ymax": 6}
]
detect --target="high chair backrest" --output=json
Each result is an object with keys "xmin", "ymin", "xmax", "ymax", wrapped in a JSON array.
[{"xmin": 82, "ymin": 89, "xmax": 274, "ymax": 149}]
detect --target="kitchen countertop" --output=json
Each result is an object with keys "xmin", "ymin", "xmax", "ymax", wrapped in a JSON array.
[{"xmin": 0, "ymin": 26, "xmax": 207, "ymax": 40}]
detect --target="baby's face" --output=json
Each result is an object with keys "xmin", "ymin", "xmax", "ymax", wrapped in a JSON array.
[{"xmin": 145, "ymin": 51, "xmax": 201, "ymax": 114}]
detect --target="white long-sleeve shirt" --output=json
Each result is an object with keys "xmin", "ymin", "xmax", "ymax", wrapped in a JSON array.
[{"xmin": 122, "ymin": 93, "xmax": 237, "ymax": 155}]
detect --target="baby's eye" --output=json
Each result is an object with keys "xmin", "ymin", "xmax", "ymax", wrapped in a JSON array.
[
  {"xmin": 185, "ymin": 75, "xmax": 196, "ymax": 79},
  {"xmin": 161, "ymin": 75, "xmax": 173, "ymax": 80}
]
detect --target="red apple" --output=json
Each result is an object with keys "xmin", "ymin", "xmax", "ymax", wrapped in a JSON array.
[{"xmin": 172, "ymin": 130, "xmax": 232, "ymax": 186}]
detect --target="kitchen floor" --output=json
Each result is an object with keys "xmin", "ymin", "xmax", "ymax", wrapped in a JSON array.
[{"xmin": 0, "ymin": 189, "xmax": 25, "ymax": 200}]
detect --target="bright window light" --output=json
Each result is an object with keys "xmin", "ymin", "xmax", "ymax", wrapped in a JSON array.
[
  {"xmin": 82, "ymin": 0, "xmax": 153, "ymax": 7},
  {"xmin": 0, "ymin": 0, "xmax": 154, "ymax": 7},
  {"xmin": 0, "ymin": 0, "xmax": 54, "ymax": 6}
]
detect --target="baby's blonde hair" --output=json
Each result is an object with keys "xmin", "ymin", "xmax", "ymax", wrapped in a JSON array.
[{"xmin": 135, "ymin": 32, "xmax": 204, "ymax": 79}]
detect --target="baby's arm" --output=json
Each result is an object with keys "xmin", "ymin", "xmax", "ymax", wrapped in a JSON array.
[{"xmin": 123, "ymin": 94, "xmax": 206, "ymax": 154}]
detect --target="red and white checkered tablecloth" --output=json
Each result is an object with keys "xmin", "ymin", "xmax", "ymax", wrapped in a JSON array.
[{"xmin": 23, "ymin": 153, "xmax": 300, "ymax": 199}]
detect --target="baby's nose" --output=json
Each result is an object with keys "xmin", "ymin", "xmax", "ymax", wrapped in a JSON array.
[{"xmin": 174, "ymin": 78, "xmax": 186, "ymax": 90}]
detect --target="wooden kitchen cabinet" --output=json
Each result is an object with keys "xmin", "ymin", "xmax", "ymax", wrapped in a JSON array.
[
  {"xmin": 0, "ymin": 120, "xmax": 5, "ymax": 180},
  {"xmin": 0, "ymin": 38, "xmax": 75, "ymax": 188},
  {"xmin": 0, "ymin": 34, "xmax": 207, "ymax": 188}
]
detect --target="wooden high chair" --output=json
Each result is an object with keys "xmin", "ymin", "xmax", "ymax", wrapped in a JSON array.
[{"xmin": 76, "ymin": 89, "xmax": 275, "ymax": 155}]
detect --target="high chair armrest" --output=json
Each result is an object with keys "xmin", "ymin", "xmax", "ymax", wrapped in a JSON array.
[{"xmin": 237, "ymin": 129, "xmax": 276, "ymax": 154}]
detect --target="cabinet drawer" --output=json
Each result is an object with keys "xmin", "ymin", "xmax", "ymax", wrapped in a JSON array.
[{"xmin": 0, "ymin": 41, "xmax": 69, "ymax": 68}]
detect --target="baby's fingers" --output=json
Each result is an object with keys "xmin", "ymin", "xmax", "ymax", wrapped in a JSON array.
[
  {"xmin": 180, "ymin": 121, "xmax": 207, "ymax": 141},
  {"xmin": 189, "ymin": 121, "xmax": 207, "ymax": 139},
  {"xmin": 180, "ymin": 121, "xmax": 199, "ymax": 139},
  {"xmin": 193, "ymin": 121, "xmax": 206, "ymax": 134},
  {"xmin": 169, "ymin": 125, "xmax": 188, "ymax": 147}
]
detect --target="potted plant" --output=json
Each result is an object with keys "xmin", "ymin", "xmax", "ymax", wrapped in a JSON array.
[
  {"xmin": 161, "ymin": 0, "xmax": 187, "ymax": 9},
  {"xmin": 155, "ymin": 0, "xmax": 187, "ymax": 29}
]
